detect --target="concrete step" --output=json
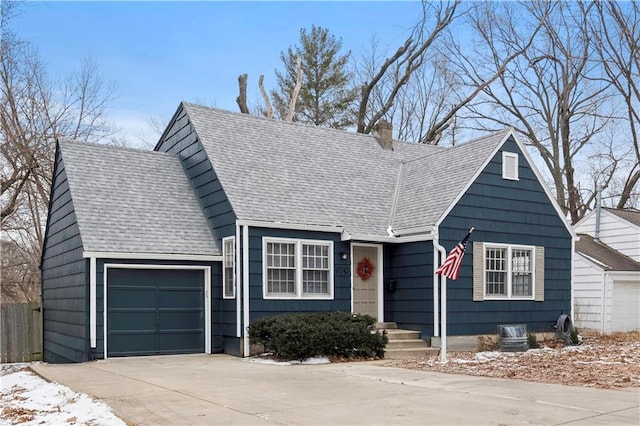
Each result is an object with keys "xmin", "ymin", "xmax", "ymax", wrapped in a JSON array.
[
  {"xmin": 375, "ymin": 322, "xmax": 398, "ymax": 330},
  {"xmin": 384, "ymin": 329, "xmax": 421, "ymax": 340},
  {"xmin": 385, "ymin": 339, "xmax": 429, "ymax": 350},
  {"xmin": 384, "ymin": 347, "xmax": 440, "ymax": 360}
]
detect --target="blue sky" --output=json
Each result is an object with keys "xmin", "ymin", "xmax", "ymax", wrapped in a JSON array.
[{"xmin": 11, "ymin": 1, "xmax": 426, "ymax": 144}]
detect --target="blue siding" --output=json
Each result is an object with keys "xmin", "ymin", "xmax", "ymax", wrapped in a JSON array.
[
  {"xmin": 41, "ymin": 150, "xmax": 88, "ymax": 363},
  {"xmin": 156, "ymin": 105, "xmax": 237, "ymax": 245},
  {"xmin": 157, "ymin": 105, "xmax": 238, "ymax": 342},
  {"xmin": 246, "ymin": 228, "xmax": 351, "ymax": 324},
  {"xmin": 92, "ymin": 259, "xmax": 222, "ymax": 359},
  {"xmin": 384, "ymin": 241, "xmax": 434, "ymax": 338},
  {"xmin": 439, "ymin": 137, "xmax": 572, "ymax": 335}
]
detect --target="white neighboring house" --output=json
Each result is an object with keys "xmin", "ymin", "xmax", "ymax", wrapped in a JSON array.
[{"xmin": 573, "ymin": 207, "xmax": 640, "ymax": 332}]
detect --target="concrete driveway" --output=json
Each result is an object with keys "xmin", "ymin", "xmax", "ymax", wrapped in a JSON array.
[{"xmin": 31, "ymin": 354, "xmax": 639, "ymax": 425}]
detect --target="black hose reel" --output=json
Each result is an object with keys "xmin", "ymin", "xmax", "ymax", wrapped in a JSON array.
[{"xmin": 556, "ymin": 314, "xmax": 574, "ymax": 341}]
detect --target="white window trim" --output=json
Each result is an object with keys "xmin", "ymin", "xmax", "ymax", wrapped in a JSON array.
[
  {"xmin": 483, "ymin": 242, "xmax": 535, "ymax": 301},
  {"xmin": 223, "ymin": 236, "xmax": 236, "ymax": 299},
  {"xmin": 262, "ymin": 237, "xmax": 334, "ymax": 300},
  {"xmin": 502, "ymin": 151, "xmax": 519, "ymax": 181}
]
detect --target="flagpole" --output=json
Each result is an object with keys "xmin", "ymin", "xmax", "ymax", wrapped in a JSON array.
[
  {"xmin": 438, "ymin": 227, "xmax": 474, "ymax": 364},
  {"xmin": 440, "ymin": 274, "xmax": 447, "ymax": 363}
]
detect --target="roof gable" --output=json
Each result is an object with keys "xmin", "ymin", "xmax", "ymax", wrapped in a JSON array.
[
  {"xmin": 392, "ymin": 130, "xmax": 511, "ymax": 234},
  {"xmin": 576, "ymin": 234, "xmax": 640, "ymax": 271},
  {"xmin": 183, "ymin": 103, "xmax": 442, "ymax": 237},
  {"xmin": 604, "ymin": 207, "xmax": 640, "ymax": 227},
  {"xmin": 58, "ymin": 139, "xmax": 220, "ymax": 256}
]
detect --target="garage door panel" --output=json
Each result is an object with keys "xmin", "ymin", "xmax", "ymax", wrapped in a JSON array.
[
  {"xmin": 110, "ymin": 310, "xmax": 156, "ymax": 331},
  {"xmin": 158, "ymin": 332, "xmax": 203, "ymax": 352},
  {"xmin": 159, "ymin": 310, "xmax": 203, "ymax": 330},
  {"xmin": 107, "ymin": 268, "xmax": 206, "ymax": 357},
  {"xmin": 159, "ymin": 288, "xmax": 202, "ymax": 308},
  {"xmin": 612, "ymin": 281, "xmax": 640, "ymax": 332},
  {"xmin": 109, "ymin": 333, "xmax": 158, "ymax": 356},
  {"xmin": 109, "ymin": 269, "xmax": 157, "ymax": 287},
  {"xmin": 156, "ymin": 270, "xmax": 202, "ymax": 287},
  {"xmin": 110, "ymin": 288, "xmax": 156, "ymax": 309}
]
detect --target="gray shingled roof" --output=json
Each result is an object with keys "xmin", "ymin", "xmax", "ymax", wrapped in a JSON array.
[
  {"xmin": 576, "ymin": 234, "xmax": 640, "ymax": 271},
  {"xmin": 59, "ymin": 140, "xmax": 219, "ymax": 256},
  {"xmin": 183, "ymin": 103, "xmax": 510, "ymax": 238},
  {"xmin": 604, "ymin": 207, "xmax": 640, "ymax": 227},
  {"xmin": 392, "ymin": 130, "xmax": 511, "ymax": 233}
]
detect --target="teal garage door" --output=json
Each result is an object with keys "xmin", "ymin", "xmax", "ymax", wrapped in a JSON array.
[{"xmin": 107, "ymin": 268, "xmax": 205, "ymax": 357}]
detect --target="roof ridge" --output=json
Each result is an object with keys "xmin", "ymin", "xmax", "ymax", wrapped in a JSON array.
[
  {"xmin": 181, "ymin": 101, "xmax": 442, "ymax": 150},
  {"xmin": 603, "ymin": 206, "xmax": 640, "ymax": 213},
  {"xmin": 59, "ymin": 138, "xmax": 173, "ymax": 157},
  {"xmin": 400, "ymin": 128, "xmax": 512, "ymax": 165}
]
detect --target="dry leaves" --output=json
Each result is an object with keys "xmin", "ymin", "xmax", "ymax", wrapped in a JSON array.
[{"xmin": 385, "ymin": 331, "xmax": 640, "ymax": 389}]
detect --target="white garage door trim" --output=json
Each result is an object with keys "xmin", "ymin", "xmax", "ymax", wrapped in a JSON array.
[
  {"xmin": 102, "ymin": 263, "xmax": 211, "ymax": 359},
  {"xmin": 611, "ymin": 280, "xmax": 640, "ymax": 332}
]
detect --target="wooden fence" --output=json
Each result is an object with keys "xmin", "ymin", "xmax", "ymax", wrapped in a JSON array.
[{"xmin": 1, "ymin": 302, "xmax": 43, "ymax": 363}]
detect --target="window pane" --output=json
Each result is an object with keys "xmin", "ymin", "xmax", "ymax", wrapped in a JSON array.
[
  {"xmin": 302, "ymin": 244, "xmax": 330, "ymax": 295},
  {"xmin": 485, "ymin": 247, "xmax": 507, "ymax": 296},
  {"xmin": 267, "ymin": 269, "xmax": 295, "ymax": 294},
  {"xmin": 266, "ymin": 242, "xmax": 297, "ymax": 295},
  {"xmin": 512, "ymin": 249, "xmax": 532, "ymax": 296},
  {"xmin": 224, "ymin": 266, "xmax": 234, "ymax": 297},
  {"xmin": 303, "ymin": 270, "xmax": 328, "ymax": 294}
]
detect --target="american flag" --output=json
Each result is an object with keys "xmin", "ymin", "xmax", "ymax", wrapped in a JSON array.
[{"xmin": 435, "ymin": 228, "xmax": 474, "ymax": 281}]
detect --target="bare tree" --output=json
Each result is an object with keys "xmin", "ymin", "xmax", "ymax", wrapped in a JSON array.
[
  {"xmin": 236, "ymin": 74, "xmax": 249, "ymax": 114},
  {"xmin": 462, "ymin": 1, "xmax": 616, "ymax": 223},
  {"xmin": 355, "ymin": 1, "xmax": 461, "ymax": 137},
  {"xmin": 592, "ymin": 1, "xmax": 640, "ymax": 209},
  {"xmin": 236, "ymin": 57, "xmax": 303, "ymax": 122},
  {"xmin": 355, "ymin": 1, "xmax": 545, "ymax": 146},
  {"xmin": 1, "ymin": 12, "xmax": 117, "ymax": 302}
]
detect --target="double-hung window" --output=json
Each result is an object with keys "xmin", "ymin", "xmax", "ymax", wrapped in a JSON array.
[
  {"xmin": 223, "ymin": 237, "xmax": 235, "ymax": 298},
  {"xmin": 482, "ymin": 243, "xmax": 535, "ymax": 300},
  {"xmin": 264, "ymin": 238, "xmax": 333, "ymax": 299}
]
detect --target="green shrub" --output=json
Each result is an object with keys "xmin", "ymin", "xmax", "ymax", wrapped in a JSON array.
[
  {"xmin": 248, "ymin": 311, "xmax": 388, "ymax": 360},
  {"xmin": 527, "ymin": 332, "xmax": 540, "ymax": 349},
  {"xmin": 569, "ymin": 327, "xmax": 580, "ymax": 345}
]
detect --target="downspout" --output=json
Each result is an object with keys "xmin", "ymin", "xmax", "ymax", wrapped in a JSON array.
[
  {"xmin": 433, "ymin": 226, "xmax": 448, "ymax": 363},
  {"xmin": 570, "ymin": 235, "xmax": 576, "ymax": 328},
  {"xmin": 595, "ymin": 187, "xmax": 602, "ymax": 242},
  {"xmin": 601, "ymin": 271, "xmax": 607, "ymax": 333},
  {"xmin": 242, "ymin": 224, "xmax": 250, "ymax": 357},
  {"xmin": 90, "ymin": 257, "xmax": 97, "ymax": 349},
  {"xmin": 433, "ymin": 237, "xmax": 440, "ymax": 337},
  {"xmin": 235, "ymin": 222, "xmax": 241, "ymax": 338}
]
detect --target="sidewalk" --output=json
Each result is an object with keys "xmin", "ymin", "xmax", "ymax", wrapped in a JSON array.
[{"xmin": 31, "ymin": 354, "xmax": 640, "ymax": 425}]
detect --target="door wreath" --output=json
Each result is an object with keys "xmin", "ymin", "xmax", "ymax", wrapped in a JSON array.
[{"xmin": 357, "ymin": 257, "xmax": 375, "ymax": 281}]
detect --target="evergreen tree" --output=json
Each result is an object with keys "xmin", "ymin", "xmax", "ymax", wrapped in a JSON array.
[{"xmin": 272, "ymin": 25, "xmax": 357, "ymax": 129}]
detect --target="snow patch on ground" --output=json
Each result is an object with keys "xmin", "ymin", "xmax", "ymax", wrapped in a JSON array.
[
  {"xmin": 244, "ymin": 355, "xmax": 330, "ymax": 366},
  {"xmin": 0, "ymin": 364, "xmax": 125, "ymax": 426}
]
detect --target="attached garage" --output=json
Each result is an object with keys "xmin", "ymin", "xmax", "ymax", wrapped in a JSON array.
[
  {"xmin": 611, "ymin": 280, "xmax": 640, "ymax": 332},
  {"xmin": 105, "ymin": 265, "xmax": 211, "ymax": 358}
]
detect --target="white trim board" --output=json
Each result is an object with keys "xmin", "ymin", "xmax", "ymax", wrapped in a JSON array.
[
  {"xmin": 351, "ymin": 243, "xmax": 384, "ymax": 322},
  {"xmin": 83, "ymin": 251, "xmax": 222, "ymax": 262}
]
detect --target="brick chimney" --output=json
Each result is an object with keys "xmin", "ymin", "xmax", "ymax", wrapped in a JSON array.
[{"xmin": 374, "ymin": 119, "xmax": 393, "ymax": 150}]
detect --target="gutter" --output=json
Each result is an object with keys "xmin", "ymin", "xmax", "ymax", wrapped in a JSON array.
[
  {"xmin": 242, "ymin": 224, "xmax": 250, "ymax": 357},
  {"xmin": 432, "ymin": 226, "xmax": 447, "ymax": 362}
]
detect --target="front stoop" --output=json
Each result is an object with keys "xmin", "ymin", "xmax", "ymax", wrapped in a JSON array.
[{"xmin": 377, "ymin": 323, "xmax": 440, "ymax": 359}]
